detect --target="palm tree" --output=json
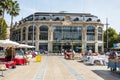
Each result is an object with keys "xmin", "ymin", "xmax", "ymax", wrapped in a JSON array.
[
  {"xmin": 0, "ymin": 0, "xmax": 12, "ymax": 32},
  {"xmin": 7, "ymin": 0, "xmax": 20, "ymax": 28},
  {"xmin": 0, "ymin": 6, "xmax": 2, "ymax": 16}
]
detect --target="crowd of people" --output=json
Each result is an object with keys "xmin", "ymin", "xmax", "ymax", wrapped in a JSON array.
[{"xmin": 4, "ymin": 47, "xmax": 33, "ymax": 65}]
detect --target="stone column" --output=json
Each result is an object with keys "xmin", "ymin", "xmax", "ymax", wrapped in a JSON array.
[
  {"xmin": 82, "ymin": 24, "xmax": 86, "ymax": 53},
  {"xmin": 26, "ymin": 27, "xmax": 28, "ymax": 44},
  {"xmin": 35, "ymin": 25, "xmax": 39, "ymax": 51},
  {"xmin": 95, "ymin": 26, "xmax": 98, "ymax": 53},
  {"xmin": 48, "ymin": 24, "xmax": 53, "ymax": 53}
]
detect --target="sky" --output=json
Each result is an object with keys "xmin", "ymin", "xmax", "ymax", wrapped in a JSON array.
[{"xmin": 5, "ymin": 0, "xmax": 120, "ymax": 33}]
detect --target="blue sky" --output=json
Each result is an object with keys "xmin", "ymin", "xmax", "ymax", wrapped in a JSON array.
[{"xmin": 5, "ymin": 0, "xmax": 120, "ymax": 33}]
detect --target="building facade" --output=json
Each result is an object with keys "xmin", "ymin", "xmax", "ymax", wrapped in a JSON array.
[{"xmin": 11, "ymin": 12, "xmax": 104, "ymax": 53}]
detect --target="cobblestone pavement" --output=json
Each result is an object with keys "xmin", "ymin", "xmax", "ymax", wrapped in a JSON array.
[{"xmin": 0, "ymin": 56, "xmax": 120, "ymax": 80}]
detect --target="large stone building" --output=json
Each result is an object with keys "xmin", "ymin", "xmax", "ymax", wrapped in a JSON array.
[{"xmin": 11, "ymin": 12, "xmax": 104, "ymax": 53}]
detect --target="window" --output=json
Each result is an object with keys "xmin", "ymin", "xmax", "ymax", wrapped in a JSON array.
[
  {"xmin": 53, "ymin": 26, "xmax": 82, "ymax": 40},
  {"xmin": 87, "ymin": 33, "xmax": 95, "ymax": 40},
  {"xmin": 87, "ymin": 26, "xmax": 95, "ymax": 41},
  {"xmin": 73, "ymin": 17, "xmax": 79, "ymax": 21},
  {"xmin": 98, "ymin": 34, "xmax": 102, "ymax": 41},
  {"xmin": 98, "ymin": 27, "xmax": 102, "ymax": 41},
  {"xmin": 98, "ymin": 27, "xmax": 102, "ymax": 32},
  {"xmin": 87, "ymin": 26, "xmax": 95, "ymax": 32},
  {"xmin": 22, "ymin": 27, "xmax": 26, "ymax": 40},
  {"xmin": 28, "ymin": 25, "xmax": 36, "ymax": 40},
  {"xmin": 39, "ymin": 25, "xmax": 48, "ymax": 40}
]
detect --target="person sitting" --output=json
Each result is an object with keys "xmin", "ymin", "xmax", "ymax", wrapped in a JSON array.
[{"xmin": 23, "ymin": 52, "xmax": 31, "ymax": 65}]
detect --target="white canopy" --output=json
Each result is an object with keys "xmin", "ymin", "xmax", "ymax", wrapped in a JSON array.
[
  {"xmin": 17, "ymin": 44, "xmax": 35, "ymax": 48},
  {"xmin": 0, "ymin": 39, "xmax": 19, "ymax": 48}
]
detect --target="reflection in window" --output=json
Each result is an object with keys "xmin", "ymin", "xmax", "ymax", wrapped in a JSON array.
[
  {"xmin": 98, "ymin": 34, "xmax": 102, "ymax": 41},
  {"xmin": 22, "ymin": 27, "xmax": 26, "ymax": 40},
  {"xmin": 39, "ymin": 25, "xmax": 48, "ymax": 40},
  {"xmin": 87, "ymin": 26, "xmax": 95, "ymax": 32},
  {"xmin": 53, "ymin": 26, "xmax": 82, "ymax": 40},
  {"xmin": 87, "ymin": 33, "xmax": 95, "ymax": 40},
  {"xmin": 98, "ymin": 27, "xmax": 102, "ymax": 41},
  {"xmin": 28, "ymin": 25, "xmax": 36, "ymax": 40},
  {"xmin": 98, "ymin": 27, "xmax": 102, "ymax": 32},
  {"xmin": 87, "ymin": 26, "xmax": 95, "ymax": 41},
  {"xmin": 98, "ymin": 43, "xmax": 102, "ymax": 52}
]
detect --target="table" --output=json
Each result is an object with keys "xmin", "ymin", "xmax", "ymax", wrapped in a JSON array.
[
  {"xmin": 12, "ymin": 58, "xmax": 26, "ymax": 65},
  {"xmin": 108, "ymin": 60, "xmax": 120, "ymax": 71},
  {"xmin": 0, "ymin": 56, "xmax": 6, "ymax": 61},
  {"xmin": 0, "ymin": 61, "xmax": 16, "ymax": 68},
  {"xmin": 88, "ymin": 55, "xmax": 108, "ymax": 65}
]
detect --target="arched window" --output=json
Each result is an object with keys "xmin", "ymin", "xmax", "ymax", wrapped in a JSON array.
[
  {"xmin": 86, "ymin": 18, "xmax": 92, "ymax": 22},
  {"xmin": 55, "ymin": 17, "xmax": 60, "ymax": 21},
  {"xmin": 28, "ymin": 25, "xmax": 36, "ymax": 40},
  {"xmin": 74, "ymin": 17, "xmax": 79, "ymax": 21},
  {"xmin": 41, "ymin": 17, "xmax": 46, "ymax": 20},
  {"xmin": 22, "ymin": 27, "xmax": 26, "ymax": 40},
  {"xmin": 97, "ymin": 19, "xmax": 101, "ymax": 22},
  {"xmin": 39, "ymin": 25, "xmax": 48, "ymax": 40}
]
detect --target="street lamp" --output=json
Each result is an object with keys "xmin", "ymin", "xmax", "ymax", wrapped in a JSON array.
[{"xmin": 105, "ymin": 18, "xmax": 109, "ymax": 52}]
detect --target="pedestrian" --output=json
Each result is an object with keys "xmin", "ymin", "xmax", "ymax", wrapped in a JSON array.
[
  {"xmin": 19, "ymin": 48, "xmax": 24, "ymax": 56},
  {"xmin": 5, "ymin": 47, "xmax": 15, "ymax": 61}
]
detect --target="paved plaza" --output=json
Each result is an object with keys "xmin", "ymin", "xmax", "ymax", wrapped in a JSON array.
[{"xmin": 0, "ymin": 55, "xmax": 120, "ymax": 80}]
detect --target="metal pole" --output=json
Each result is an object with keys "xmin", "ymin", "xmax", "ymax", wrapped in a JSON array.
[
  {"xmin": 32, "ymin": 13, "xmax": 35, "ymax": 51},
  {"xmin": 106, "ymin": 18, "xmax": 109, "ymax": 51}
]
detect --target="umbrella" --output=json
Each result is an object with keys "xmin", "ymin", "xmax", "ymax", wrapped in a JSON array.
[
  {"xmin": 0, "ymin": 39, "xmax": 19, "ymax": 48},
  {"xmin": 17, "ymin": 44, "xmax": 35, "ymax": 48},
  {"xmin": 27, "ymin": 45, "xmax": 35, "ymax": 48}
]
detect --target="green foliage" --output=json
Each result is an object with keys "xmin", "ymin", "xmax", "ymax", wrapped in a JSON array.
[
  {"xmin": 0, "ymin": 18, "xmax": 7, "ymax": 39},
  {"xmin": 53, "ymin": 45, "xmax": 59, "ymax": 53},
  {"xmin": 0, "ymin": 6, "xmax": 2, "ymax": 15},
  {"xmin": 7, "ymin": 0, "xmax": 20, "ymax": 28},
  {"xmin": 104, "ymin": 27, "xmax": 119, "ymax": 48}
]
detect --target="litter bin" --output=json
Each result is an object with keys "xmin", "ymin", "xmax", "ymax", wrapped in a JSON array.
[{"xmin": 36, "ymin": 54, "xmax": 41, "ymax": 62}]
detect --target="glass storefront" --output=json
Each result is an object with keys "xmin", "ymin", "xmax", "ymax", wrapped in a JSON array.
[
  {"xmin": 39, "ymin": 43, "xmax": 48, "ymax": 53},
  {"xmin": 53, "ymin": 26, "xmax": 82, "ymax": 52},
  {"xmin": 86, "ymin": 43, "xmax": 95, "ymax": 53}
]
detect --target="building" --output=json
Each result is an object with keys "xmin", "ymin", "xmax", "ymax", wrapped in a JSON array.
[{"xmin": 11, "ymin": 12, "xmax": 104, "ymax": 53}]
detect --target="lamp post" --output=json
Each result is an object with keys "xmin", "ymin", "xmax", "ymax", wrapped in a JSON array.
[{"xmin": 105, "ymin": 18, "xmax": 109, "ymax": 51}]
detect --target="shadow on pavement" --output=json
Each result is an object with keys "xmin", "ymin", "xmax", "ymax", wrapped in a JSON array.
[{"xmin": 92, "ymin": 70, "xmax": 120, "ymax": 80}]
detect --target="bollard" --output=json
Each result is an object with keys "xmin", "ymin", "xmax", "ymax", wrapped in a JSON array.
[{"xmin": 36, "ymin": 54, "xmax": 41, "ymax": 62}]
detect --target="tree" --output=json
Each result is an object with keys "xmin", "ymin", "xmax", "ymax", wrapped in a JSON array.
[
  {"xmin": 104, "ymin": 27, "xmax": 119, "ymax": 49},
  {"xmin": 7, "ymin": 0, "xmax": 20, "ymax": 28},
  {"xmin": 118, "ymin": 34, "xmax": 120, "ymax": 43},
  {"xmin": 0, "ymin": 0, "xmax": 12, "ymax": 32},
  {"xmin": 0, "ymin": 18, "xmax": 7, "ymax": 39},
  {"xmin": 0, "ymin": 6, "xmax": 2, "ymax": 16}
]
